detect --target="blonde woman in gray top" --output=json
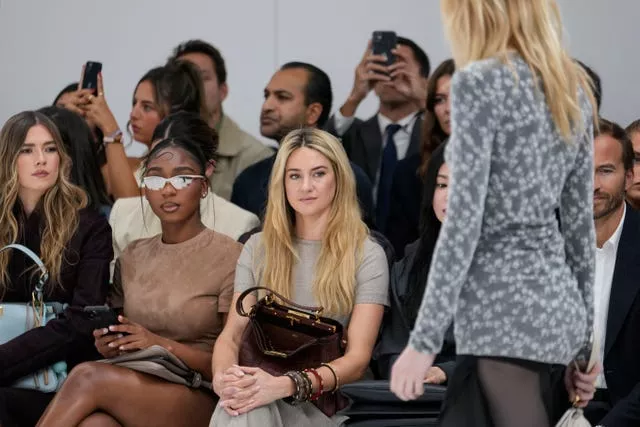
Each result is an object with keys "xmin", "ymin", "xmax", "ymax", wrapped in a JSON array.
[
  {"xmin": 390, "ymin": 1, "xmax": 599, "ymax": 426},
  {"xmin": 209, "ymin": 128, "xmax": 389, "ymax": 427}
]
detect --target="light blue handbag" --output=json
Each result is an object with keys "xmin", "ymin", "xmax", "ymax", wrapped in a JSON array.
[{"xmin": 0, "ymin": 243, "xmax": 68, "ymax": 392}]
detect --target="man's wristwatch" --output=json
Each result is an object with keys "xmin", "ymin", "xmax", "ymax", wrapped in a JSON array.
[{"xmin": 103, "ymin": 129, "xmax": 123, "ymax": 145}]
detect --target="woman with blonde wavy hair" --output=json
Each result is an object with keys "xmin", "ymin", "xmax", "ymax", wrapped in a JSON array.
[
  {"xmin": 209, "ymin": 127, "xmax": 389, "ymax": 427},
  {"xmin": 390, "ymin": 0, "xmax": 600, "ymax": 425},
  {"xmin": 0, "ymin": 111, "xmax": 113, "ymax": 426}
]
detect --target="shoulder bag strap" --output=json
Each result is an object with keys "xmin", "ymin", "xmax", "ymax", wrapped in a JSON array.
[{"xmin": 0, "ymin": 243, "xmax": 49, "ymax": 302}]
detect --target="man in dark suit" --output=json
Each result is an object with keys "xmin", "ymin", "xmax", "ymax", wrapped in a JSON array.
[
  {"xmin": 580, "ymin": 118, "xmax": 640, "ymax": 426},
  {"xmin": 231, "ymin": 62, "xmax": 374, "ymax": 224},
  {"xmin": 326, "ymin": 36, "xmax": 429, "ymax": 231}
]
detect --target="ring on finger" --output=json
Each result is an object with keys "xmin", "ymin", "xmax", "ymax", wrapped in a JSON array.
[{"xmin": 98, "ymin": 92, "xmax": 104, "ymax": 97}]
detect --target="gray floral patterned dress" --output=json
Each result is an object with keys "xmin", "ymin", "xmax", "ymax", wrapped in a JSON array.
[{"xmin": 409, "ymin": 53, "xmax": 596, "ymax": 366}]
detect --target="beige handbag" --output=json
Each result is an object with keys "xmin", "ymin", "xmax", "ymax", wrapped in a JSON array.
[
  {"xmin": 97, "ymin": 345, "xmax": 212, "ymax": 390},
  {"xmin": 555, "ymin": 332, "xmax": 601, "ymax": 427}
]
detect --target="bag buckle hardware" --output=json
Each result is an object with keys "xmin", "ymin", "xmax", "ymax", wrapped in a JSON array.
[
  {"xmin": 0, "ymin": 306, "xmax": 3, "ymax": 317},
  {"xmin": 286, "ymin": 315, "xmax": 300, "ymax": 326}
]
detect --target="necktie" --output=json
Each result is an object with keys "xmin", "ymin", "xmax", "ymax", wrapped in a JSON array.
[{"xmin": 376, "ymin": 123, "xmax": 402, "ymax": 232}]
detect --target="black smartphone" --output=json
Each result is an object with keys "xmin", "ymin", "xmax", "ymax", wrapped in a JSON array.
[
  {"xmin": 372, "ymin": 31, "xmax": 397, "ymax": 68},
  {"xmin": 83, "ymin": 305, "xmax": 119, "ymax": 332},
  {"xmin": 80, "ymin": 61, "xmax": 103, "ymax": 91}
]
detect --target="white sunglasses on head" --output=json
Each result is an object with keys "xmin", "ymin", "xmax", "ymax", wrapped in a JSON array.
[{"xmin": 142, "ymin": 175, "xmax": 205, "ymax": 191}]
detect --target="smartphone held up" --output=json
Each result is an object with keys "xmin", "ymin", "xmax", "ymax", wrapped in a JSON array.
[
  {"xmin": 80, "ymin": 61, "xmax": 102, "ymax": 91},
  {"xmin": 372, "ymin": 31, "xmax": 397, "ymax": 69}
]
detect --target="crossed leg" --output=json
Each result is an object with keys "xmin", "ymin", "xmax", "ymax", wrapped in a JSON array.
[{"xmin": 37, "ymin": 362, "xmax": 216, "ymax": 427}]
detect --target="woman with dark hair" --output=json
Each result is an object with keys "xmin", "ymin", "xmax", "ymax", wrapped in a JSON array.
[
  {"xmin": 38, "ymin": 106, "xmax": 112, "ymax": 217},
  {"xmin": 62, "ymin": 60, "xmax": 208, "ymax": 199},
  {"xmin": 386, "ymin": 59, "xmax": 455, "ymax": 256},
  {"xmin": 38, "ymin": 136, "xmax": 242, "ymax": 427},
  {"xmin": 108, "ymin": 112, "xmax": 259, "ymax": 261},
  {"xmin": 375, "ymin": 143, "xmax": 455, "ymax": 382},
  {"xmin": 0, "ymin": 111, "xmax": 112, "ymax": 427}
]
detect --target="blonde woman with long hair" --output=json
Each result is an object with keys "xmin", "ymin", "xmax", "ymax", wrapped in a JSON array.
[
  {"xmin": 390, "ymin": 1, "xmax": 601, "ymax": 425},
  {"xmin": 0, "ymin": 111, "xmax": 113, "ymax": 426},
  {"xmin": 209, "ymin": 128, "xmax": 389, "ymax": 427}
]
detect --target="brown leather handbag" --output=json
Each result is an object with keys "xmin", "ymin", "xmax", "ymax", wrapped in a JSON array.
[{"xmin": 236, "ymin": 286, "xmax": 349, "ymax": 417}]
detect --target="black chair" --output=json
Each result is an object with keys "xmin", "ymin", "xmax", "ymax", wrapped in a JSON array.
[{"xmin": 339, "ymin": 381, "xmax": 445, "ymax": 426}]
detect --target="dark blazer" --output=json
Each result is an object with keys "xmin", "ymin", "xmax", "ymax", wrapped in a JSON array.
[
  {"xmin": 374, "ymin": 240, "xmax": 456, "ymax": 381},
  {"xmin": 386, "ymin": 153, "xmax": 423, "ymax": 258},
  {"xmin": 326, "ymin": 114, "xmax": 423, "ymax": 185},
  {"xmin": 552, "ymin": 205, "xmax": 640, "ymax": 426},
  {"xmin": 596, "ymin": 205, "xmax": 640, "ymax": 426},
  {"xmin": 0, "ymin": 206, "xmax": 113, "ymax": 385},
  {"xmin": 231, "ymin": 154, "xmax": 375, "ymax": 227}
]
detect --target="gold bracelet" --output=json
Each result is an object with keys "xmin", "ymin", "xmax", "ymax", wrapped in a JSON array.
[{"xmin": 321, "ymin": 363, "xmax": 339, "ymax": 392}]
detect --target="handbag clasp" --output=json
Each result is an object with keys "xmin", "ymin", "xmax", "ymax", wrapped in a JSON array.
[{"xmin": 263, "ymin": 350, "xmax": 288, "ymax": 358}]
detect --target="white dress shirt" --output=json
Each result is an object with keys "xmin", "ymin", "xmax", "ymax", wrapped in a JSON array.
[{"xmin": 594, "ymin": 204, "xmax": 626, "ymax": 388}]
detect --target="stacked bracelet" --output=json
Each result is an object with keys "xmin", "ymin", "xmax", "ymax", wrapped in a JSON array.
[
  {"xmin": 320, "ymin": 363, "xmax": 340, "ymax": 392},
  {"xmin": 283, "ymin": 371, "xmax": 304, "ymax": 405},
  {"xmin": 304, "ymin": 368, "xmax": 323, "ymax": 401},
  {"xmin": 283, "ymin": 370, "xmax": 313, "ymax": 405},
  {"xmin": 284, "ymin": 366, "xmax": 335, "ymax": 405}
]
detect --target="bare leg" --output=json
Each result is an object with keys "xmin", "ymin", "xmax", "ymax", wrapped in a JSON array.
[
  {"xmin": 37, "ymin": 362, "xmax": 216, "ymax": 427},
  {"xmin": 477, "ymin": 358, "xmax": 550, "ymax": 427},
  {"xmin": 78, "ymin": 412, "xmax": 122, "ymax": 427}
]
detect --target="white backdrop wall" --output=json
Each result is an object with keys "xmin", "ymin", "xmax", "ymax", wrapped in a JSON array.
[{"xmin": 0, "ymin": 0, "xmax": 637, "ymax": 154}]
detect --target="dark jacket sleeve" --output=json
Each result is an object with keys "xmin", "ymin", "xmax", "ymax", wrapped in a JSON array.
[
  {"xmin": 374, "ymin": 255, "xmax": 412, "ymax": 380},
  {"xmin": 375, "ymin": 243, "xmax": 457, "ymax": 382},
  {"xmin": 231, "ymin": 170, "xmax": 251, "ymax": 213},
  {"xmin": 385, "ymin": 156, "xmax": 422, "ymax": 257},
  {"xmin": 0, "ymin": 213, "xmax": 113, "ymax": 385},
  {"xmin": 350, "ymin": 162, "xmax": 375, "ymax": 229},
  {"xmin": 600, "ymin": 383, "xmax": 640, "ymax": 427}
]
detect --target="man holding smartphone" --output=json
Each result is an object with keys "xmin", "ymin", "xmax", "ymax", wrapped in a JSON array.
[{"xmin": 326, "ymin": 35, "xmax": 429, "ymax": 232}]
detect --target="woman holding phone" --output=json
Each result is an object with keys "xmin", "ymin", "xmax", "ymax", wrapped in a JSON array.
[
  {"xmin": 62, "ymin": 59, "xmax": 208, "ymax": 200},
  {"xmin": 37, "ymin": 135, "xmax": 242, "ymax": 427}
]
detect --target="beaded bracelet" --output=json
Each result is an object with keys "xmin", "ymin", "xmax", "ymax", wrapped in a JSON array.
[
  {"xmin": 283, "ymin": 371, "xmax": 303, "ymax": 405},
  {"xmin": 299, "ymin": 370, "xmax": 314, "ymax": 401},
  {"xmin": 304, "ymin": 368, "xmax": 324, "ymax": 401}
]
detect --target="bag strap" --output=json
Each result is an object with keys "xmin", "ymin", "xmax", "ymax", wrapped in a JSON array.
[
  {"xmin": 0, "ymin": 243, "xmax": 49, "ymax": 300},
  {"xmin": 236, "ymin": 286, "xmax": 324, "ymax": 317}
]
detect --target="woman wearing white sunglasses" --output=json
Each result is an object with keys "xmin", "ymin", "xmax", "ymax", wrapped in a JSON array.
[{"xmin": 38, "ymin": 136, "xmax": 242, "ymax": 426}]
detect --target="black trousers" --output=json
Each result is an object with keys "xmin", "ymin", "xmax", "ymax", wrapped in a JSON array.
[
  {"xmin": 0, "ymin": 388, "xmax": 54, "ymax": 427},
  {"xmin": 438, "ymin": 355, "xmax": 560, "ymax": 427}
]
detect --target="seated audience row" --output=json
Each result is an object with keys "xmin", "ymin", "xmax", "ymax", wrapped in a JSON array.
[{"xmin": 0, "ymin": 30, "xmax": 638, "ymax": 427}]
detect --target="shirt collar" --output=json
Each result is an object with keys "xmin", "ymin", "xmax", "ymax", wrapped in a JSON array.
[
  {"xmin": 603, "ymin": 203, "xmax": 627, "ymax": 250},
  {"xmin": 377, "ymin": 111, "xmax": 419, "ymax": 136}
]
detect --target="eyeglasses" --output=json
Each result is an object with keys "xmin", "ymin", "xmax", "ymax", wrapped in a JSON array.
[{"xmin": 142, "ymin": 175, "xmax": 205, "ymax": 191}]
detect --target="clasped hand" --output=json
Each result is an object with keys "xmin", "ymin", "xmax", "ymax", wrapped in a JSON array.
[{"xmin": 215, "ymin": 365, "xmax": 292, "ymax": 417}]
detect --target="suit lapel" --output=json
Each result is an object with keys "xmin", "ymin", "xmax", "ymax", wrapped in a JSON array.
[
  {"xmin": 407, "ymin": 115, "xmax": 423, "ymax": 157},
  {"xmin": 604, "ymin": 207, "xmax": 640, "ymax": 358},
  {"xmin": 357, "ymin": 116, "xmax": 383, "ymax": 181}
]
